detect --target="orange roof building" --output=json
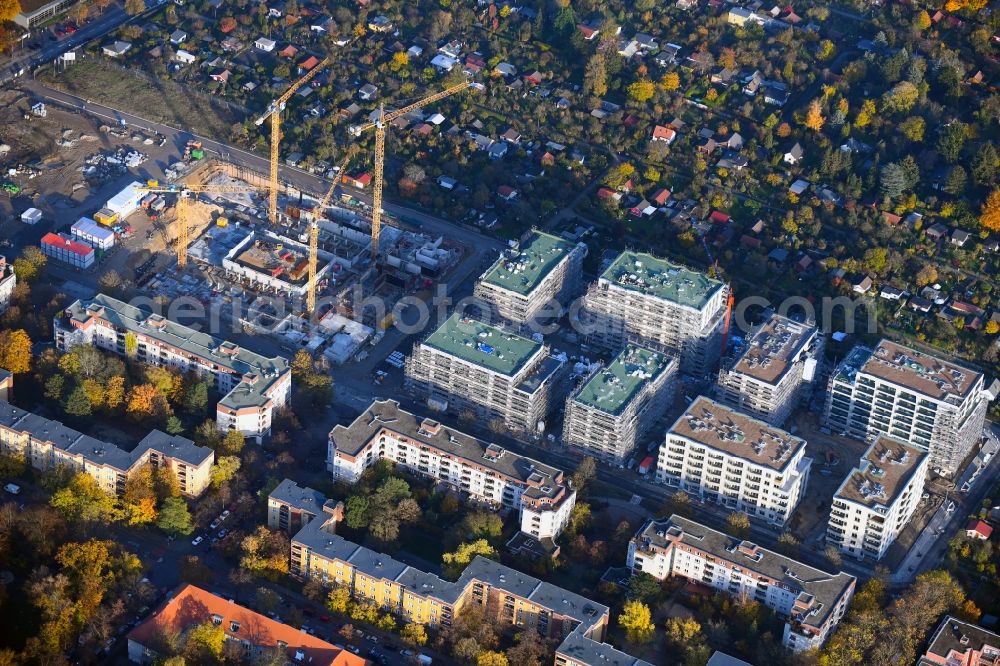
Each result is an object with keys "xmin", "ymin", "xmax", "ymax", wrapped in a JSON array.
[{"xmin": 127, "ymin": 584, "xmax": 368, "ymax": 666}]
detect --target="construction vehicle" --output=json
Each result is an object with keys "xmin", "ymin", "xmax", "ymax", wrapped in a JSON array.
[
  {"xmin": 304, "ymin": 146, "xmax": 357, "ymax": 314},
  {"xmin": 349, "ymin": 80, "xmax": 471, "ymax": 263},
  {"xmin": 1, "ymin": 183, "xmax": 21, "ymax": 195},
  {"xmin": 134, "ymin": 180, "xmax": 259, "ymax": 268},
  {"xmin": 255, "ymin": 55, "xmax": 331, "ymax": 226}
]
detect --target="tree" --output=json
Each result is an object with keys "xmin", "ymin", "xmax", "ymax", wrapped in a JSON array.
[
  {"xmin": 914, "ymin": 9, "xmax": 931, "ymax": 29},
  {"xmin": 986, "ymin": 320, "xmax": 1000, "ymax": 335},
  {"xmin": 582, "ymin": 53, "xmax": 607, "ymax": 98},
  {"xmin": 505, "ymin": 631, "xmax": 547, "ymax": 666},
  {"xmin": 221, "ymin": 429, "xmax": 246, "ymax": 455},
  {"xmin": 915, "ymin": 264, "xmax": 938, "ymax": 287},
  {"xmin": 724, "ymin": 511, "xmax": 750, "ymax": 538},
  {"xmin": 805, "ymin": 98, "xmax": 825, "ymax": 132},
  {"xmin": 157, "ymin": 497, "xmax": 193, "ymax": 536},
  {"xmin": 443, "ymin": 540, "xmax": 497, "ymax": 577},
  {"xmin": 477, "ymin": 653, "xmax": 508, "ymax": 666},
  {"xmin": 186, "ymin": 622, "xmax": 225, "ymax": 660},
  {"xmin": 0, "ymin": 329, "xmax": 31, "ymax": 374},
  {"xmin": 326, "ymin": 586, "xmax": 351, "ymax": 614},
  {"xmin": 981, "ymin": 189, "xmax": 1000, "ymax": 232},
  {"xmin": 881, "ymin": 81, "xmax": 919, "ymax": 114},
  {"xmin": 572, "ymin": 456, "xmax": 596, "ymax": 493},
  {"xmin": 12, "ymin": 247, "xmax": 46, "ymax": 283},
  {"xmin": 124, "ymin": 0, "xmax": 144, "ymax": 14},
  {"xmin": 937, "ymin": 123, "xmax": 966, "ymax": 163},
  {"xmin": 661, "ymin": 72, "xmax": 680, "ymax": 91},
  {"xmin": 64, "ymin": 386, "xmax": 93, "ymax": 417},
  {"xmin": 824, "ymin": 544, "xmax": 843, "ymax": 568},
  {"xmin": 210, "ymin": 455, "xmax": 241, "ymax": 488},
  {"xmin": 665, "ymin": 616, "xmax": 702, "ymax": 646},
  {"xmin": 627, "ymin": 79, "xmax": 655, "ymax": 103},
  {"xmin": 900, "ymin": 116, "xmax": 925, "ymax": 142},
  {"xmin": 880, "ymin": 163, "xmax": 909, "ymax": 200},
  {"xmin": 50, "ymin": 472, "xmax": 120, "ymax": 523},
  {"xmin": 389, "ymin": 51, "xmax": 409, "ymax": 72},
  {"xmin": 0, "ymin": 0, "xmax": 22, "ymax": 23},
  {"xmin": 127, "ymin": 384, "xmax": 170, "ymax": 422},
  {"xmin": 462, "ymin": 511, "xmax": 503, "ymax": 540},
  {"xmin": 628, "ymin": 572, "xmax": 661, "ymax": 603},
  {"xmin": 605, "ymin": 163, "xmax": 636, "ymax": 190},
  {"xmin": 400, "ymin": 622, "xmax": 428, "ymax": 647},
  {"xmin": 972, "ymin": 143, "xmax": 998, "ymax": 187},
  {"xmin": 862, "ymin": 248, "xmax": 888, "ymax": 275},
  {"xmin": 855, "ymin": 99, "xmax": 876, "ymax": 128},
  {"xmin": 239, "ymin": 526, "xmax": 290, "ymax": 579},
  {"xmin": 618, "ymin": 600, "xmax": 654, "ymax": 643}
]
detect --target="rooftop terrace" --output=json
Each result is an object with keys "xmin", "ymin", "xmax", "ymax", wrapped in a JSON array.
[
  {"xmin": 835, "ymin": 436, "xmax": 927, "ymax": 508},
  {"xmin": 422, "ymin": 313, "xmax": 542, "ymax": 377},
  {"xmin": 573, "ymin": 345, "xmax": 673, "ymax": 415},
  {"xmin": 600, "ymin": 250, "xmax": 724, "ymax": 310},
  {"xmin": 669, "ymin": 396, "xmax": 806, "ymax": 471},
  {"xmin": 479, "ymin": 231, "xmax": 578, "ymax": 296}
]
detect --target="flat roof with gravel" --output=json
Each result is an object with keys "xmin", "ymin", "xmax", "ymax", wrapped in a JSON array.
[
  {"xmin": 479, "ymin": 231, "xmax": 577, "ymax": 296},
  {"xmin": 422, "ymin": 313, "xmax": 542, "ymax": 376},
  {"xmin": 573, "ymin": 345, "xmax": 673, "ymax": 415},
  {"xmin": 600, "ymin": 250, "xmax": 724, "ymax": 310},
  {"xmin": 835, "ymin": 437, "xmax": 927, "ymax": 508}
]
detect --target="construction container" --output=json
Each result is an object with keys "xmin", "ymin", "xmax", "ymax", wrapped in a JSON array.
[
  {"xmin": 71, "ymin": 218, "xmax": 115, "ymax": 251},
  {"xmin": 20, "ymin": 208, "xmax": 42, "ymax": 225},
  {"xmin": 140, "ymin": 193, "xmax": 158, "ymax": 209},
  {"xmin": 94, "ymin": 208, "xmax": 119, "ymax": 226},
  {"xmin": 215, "ymin": 217, "xmax": 228, "ymax": 227},
  {"xmin": 150, "ymin": 198, "xmax": 166, "ymax": 212},
  {"xmin": 190, "ymin": 149, "xmax": 205, "ymax": 160},
  {"xmin": 106, "ymin": 181, "xmax": 145, "ymax": 218}
]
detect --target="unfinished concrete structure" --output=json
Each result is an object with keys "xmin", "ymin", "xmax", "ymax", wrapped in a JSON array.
[
  {"xmin": 824, "ymin": 339, "xmax": 990, "ymax": 476},
  {"xmin": 581, "ymin": 250, "xmax": 729, "ymax": 375},
  {"xmin": 405, "ymin": 313, "xmax": 568, "ymax": 434},
  {"xmin": 474, "ymin": 229, "xmax": 587, "ymax": 328},
  {"xmin": 562, "ymin": 345, "xmax": 677, "ymax": 465},
  {"xmin": 716, "ymin": 313, "xmax": 823, "ymax": 426}
]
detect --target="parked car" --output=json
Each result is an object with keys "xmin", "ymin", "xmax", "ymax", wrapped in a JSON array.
[{"xmin": 191, "ymin": 536, "xmax": 204, "ymax": 546}]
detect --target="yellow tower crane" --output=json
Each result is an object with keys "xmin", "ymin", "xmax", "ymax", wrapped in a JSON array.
[
  {"xmin": 255, "ymin": 56, "xmax": 332, "ymax": 226},
  {"xmin": 350, "ymin": 81, "xmax": 471, "ymax": 263},
  {"xmin": 135, "ymin": 181, "xmax": 259, "ymax": 268},
  {"xmin": 305, "ymin": 146, "xmax": 358, "ymax": 315}
]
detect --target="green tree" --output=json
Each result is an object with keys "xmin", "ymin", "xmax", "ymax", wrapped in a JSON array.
[
  {"xmin": 461, "ymin": 511, "xmax": 503, "ymax": 540},
  {"xmin": 221, "ymin": 429, "xmax": 246, "ymax": 455},
  {"xmin": 50, "ymin": 472, "xmax": 120, "ymax": 523},
  {"xmin": 627, "ymin": 79, "xmax": 655, "ymax": 103},
  {"xmin": 582, "ymin": 53, "xmax": 607, "ymax": 98},
  {"xmin": 972, "ymin": 143, "xmax": 998, "ymax": 187},
  {"xmin": 157, "ymin": 496, "xmax": 194, "ymax": 536},
  {"xmin": 628, "ymin": 572, "xmax": 662, "ymax": 603},
  {"xmin": 210, "ymin": 456, "xmax": 241, "ymax": 488},
  {"xmin": 881, "ymin": 81, "xmax": 919, "ymax": 114},
  {"xmin": 64, "ymin": 386, "xmax": 93, "ymax": 417},
  {"xmin": 618, "ymin": 600, "xmax": 654, "ymax": 643},
  {"xmin": 443, "ymin": 539, "xmax": 497, "ymax": 577},
  {"xmin": 326, "ymin": 586, "xmax": 351, "ymax": 614},
  {"xmin": 937, "ymin": 123, "xmax": 967, "ymax": 163},
  {"xmin": 12, "ymin": 247, "xmax": 46, "ymax": 283}
]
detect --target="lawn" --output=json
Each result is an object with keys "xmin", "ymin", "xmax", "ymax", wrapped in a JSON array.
[{"xmin": 39, "ymin": 58, "xmax": 243, "ymax": 140}]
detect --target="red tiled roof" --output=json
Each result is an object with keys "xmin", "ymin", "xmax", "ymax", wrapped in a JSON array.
[
  {"xmin": 498, "ymin": 185, "xmax": 515, "ymax": 197},
  {"xmin": 651, "ymin": 188, "xmax": 671, "ymax": 205},
  {"xmin": 652, "ymin": 125, "xmax": 676, "ymax": 141},
  {"xmin": 41, "ymin": 233, "xmax": 93, "ymax": 257},
  {"xmin": 967, "ymin": 520, "xmax": 993, "ymax": 538},
  {"xmin": 128, "ymin": 585, "xmax": 366, "ymax": 665},
  {"xmin": 299, "ymin": 55, "xmax": 320, "ymax": 70},
  {"xmin": 709, "ymin": 211, "xmax": 730, "ymax": 224},
  {"xmin": 278, "ymin": 44, "xmax": 298, "ymax": 58}
]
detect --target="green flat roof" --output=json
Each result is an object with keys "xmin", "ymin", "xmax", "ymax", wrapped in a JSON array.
[
  {"xmin": 423, "ymin": 313, "xmax": 542, "ymax": 376},
  {"xmin": 574, "ymin": 345, "xmax": 672, "ymax": 415},
  {"xmin": 480, "ymin": 231, "xmax": 577, "ymax": 296},
  {"xmin": 601, "ymin": 251, "xmax": 724, "ymax": 310}
]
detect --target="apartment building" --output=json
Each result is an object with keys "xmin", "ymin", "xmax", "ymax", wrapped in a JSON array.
[
  {"xmin": 127, "ymin": 584, "xmax": 366, "ymax": 666},
  {"xmin": 291, "ymin": 512, "xmax": 646, "ymax": 666},
  {"xmin": 824, "ymin": 339, "xmax": 990, "ymax": 476},
  {"xmin": 473, "ymin": 229, "xmax": 587, "ymax": 328},
  {"xmin": 628, "ymin": 515, "xmax": 856, "ymax": 651},
  {"xmin": 562, "ymin": 345, "xmax": 677, "ymax": 465},
  {"xmin": 827, "ymin": 437, "xmax": 927, "ymax": 561},
  {"xmin": 0, "ymin": 369, "xmax": 11, "ymax": 403},
  {"xmin": 267, "ymin": 478, "xmax": 331, "ymax": 535},
  {"xmin": 656, "ymin": 396, "xmax": 811, "ymax": 526},
  {"xmin": 55, "ymin": 294, "xmax": 291, "ymax": 441},
  {"xmin": 405, "ymin": 313, "xmax": 568, "ymax": 434},
  {"xmin": 919, "ymin": 615, "xmax": 1000, "ymax": 666},
  {"xmin": 581, "ymin": 250, "xmax": 730, "ymax": 374},
  {"xmin": 0, "ymin": 401, "xmax": 214, "ymax": 497},
  {"xmin": 0, "ymin": 256, "xmax": 15, "ymax": 313},
  {"xmin": 716, "ymin": 313, "xmax": 823, "ymax": 426},
  {"xmin": 328, "ymin": 399, "xmax": 576, "ymax": 545}
]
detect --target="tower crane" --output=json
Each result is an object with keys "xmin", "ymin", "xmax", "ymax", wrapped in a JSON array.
[
  {"xmin": 305, "ymin": 146, "xmax": 358, "ymax": 315},
  {"xmin": 255, "ymin": 56, "xmax": 332, "ymax": 226},
  {"xmin": 350, "ymin": 81, "xmax": 471, "ymax": 263},
  {"xmin": 135, "ymin": 181, "xmax": 259, "ymax": 268}
]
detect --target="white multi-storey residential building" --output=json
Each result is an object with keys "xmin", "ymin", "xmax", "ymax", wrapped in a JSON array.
[
  {"xmin": 716, "ymin": 314, "xmax": 823, "ymax": 426},
  {"xmin": 827, "ymin": 437, "xmax": 927, "ymax": 561},
  {"xmin": 0, "ymin": 256, "xmax": 15, "ymax": 313},
  {"xmin": 656, "ymin": 396, "xmax": 811, "ymax": 525},
  {"xmin": 55, "ymin": 294, "xmax": 291, "ymax": 441},
  {"xmin": 328, "ymin": 399, "xmax": 576, "ymax": 547},
  {"xmin": 473, "ymin": 229, "xmax": 587, "ymax": 328},
  {"xmin": 581, "ymin": 250, "xmax": 730, "ymax": 374},
  {"xmin": 824, "ymin": 339, "xmax": 990, "ymax": 476},
  {"xmin": 627, "ymin": 515, "xmax": 856, "ymax": 651},
  {"xmin": 0, "ymin": 401, "xmax": 214, "ymax": 497},
  {"xmin": 405, "ymin": 313, "xmax": 568, "ymax": 434},
  {"xmin": 562, "ymin": 345, "xmax": 677, "ymax": 465}
]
